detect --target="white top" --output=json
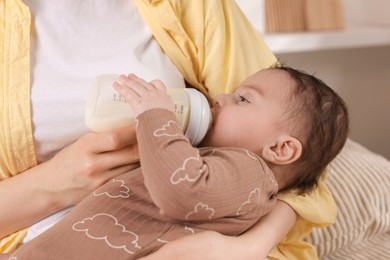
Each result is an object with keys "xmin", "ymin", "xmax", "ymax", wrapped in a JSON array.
[
  {"xmin": 24, "ymin": 0, "xmax": 185, "ymax": 243},
  {"xmin": 27, "ymin": 0, "xmax": 186, "ymax": 163}
]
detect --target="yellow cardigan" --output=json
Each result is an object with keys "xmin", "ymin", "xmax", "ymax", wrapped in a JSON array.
[{"xmin": 0, "ymin": 0, "xmax": 336, "ymax": 258}]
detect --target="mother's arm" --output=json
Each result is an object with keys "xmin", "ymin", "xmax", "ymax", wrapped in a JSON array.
[
  {"xmin": 0, "ymin": 127, "xmax": 138, "ymax": 239},
  {"xmin": 141, "ymin": 200, "xmax": 297, "ymax": 260}
]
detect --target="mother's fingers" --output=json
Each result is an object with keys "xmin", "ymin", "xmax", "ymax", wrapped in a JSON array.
[
  {"xmin": 82, "ymin": 126, "xmax": 137, "ymax": 153},
  {"xmin": 94, "ymin": 144, "xmax": 140, "ymax": 182}
]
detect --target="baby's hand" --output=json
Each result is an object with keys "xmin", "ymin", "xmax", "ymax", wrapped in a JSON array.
[{"xmin": 113, "ymin": 74, "xmax": 174, "ymax": 118}]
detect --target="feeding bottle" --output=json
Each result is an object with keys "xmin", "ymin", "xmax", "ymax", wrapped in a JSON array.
[{"xmin": 85, "ymin": 74, "xmax": 212, "ymax": 146}]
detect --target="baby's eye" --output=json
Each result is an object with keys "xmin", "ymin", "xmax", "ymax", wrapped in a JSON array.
[{"xmin": 238, "ymin": 95, "xmax": 250, "ymax": 103}]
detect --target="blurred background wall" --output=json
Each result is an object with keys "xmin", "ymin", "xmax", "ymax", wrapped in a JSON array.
[{"xmin": 237, "ymin": 0, "xmax": 390, "ymax": 159}]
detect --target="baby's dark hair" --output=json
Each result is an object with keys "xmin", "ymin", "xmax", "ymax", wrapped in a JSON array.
[{"xmin": 275, "ymin": 65, "xmax": 349, "ymax": 194}]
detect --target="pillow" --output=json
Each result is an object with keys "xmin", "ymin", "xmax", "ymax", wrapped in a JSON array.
[{"xmin": 305, "ymin": 139, "xmax": 390, "ymax": 259}]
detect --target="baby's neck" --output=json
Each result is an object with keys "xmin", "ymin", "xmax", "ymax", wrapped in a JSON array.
[{"xmin": 269, "ymin": 165, "xmax": 293, "ymax": 191}]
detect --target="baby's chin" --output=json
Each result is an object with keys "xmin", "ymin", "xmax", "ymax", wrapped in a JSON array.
[{"xmin": 197, "ymin": 131, "xmax": 215, "ymax": 147}]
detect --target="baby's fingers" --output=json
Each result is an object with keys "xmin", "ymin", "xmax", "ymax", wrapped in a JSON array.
[
  {"xmin": 149, "ymin": 79, "xmax": 167, "ymax": 93},
  {"xmin": 126, "ymin": 73, "xmax": 157, "ymax": 92},
  {"xmin": 113, "ymin": 82, "xmax": 140, "ymax": 103}
]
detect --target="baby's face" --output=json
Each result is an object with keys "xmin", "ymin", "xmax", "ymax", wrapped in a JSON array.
[{"xmin": 199, "ymin": 69, "xmax": 294, "ymax": 155}]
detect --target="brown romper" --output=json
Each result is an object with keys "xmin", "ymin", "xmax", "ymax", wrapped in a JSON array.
[{"xmin": 11, "ymin": 109, "xmax": 278, "ymax": 259}]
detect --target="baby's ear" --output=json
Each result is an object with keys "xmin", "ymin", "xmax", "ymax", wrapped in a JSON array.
[{"xmin": 261, "ymin": 135, "xmax": 302, "ymax": 165}]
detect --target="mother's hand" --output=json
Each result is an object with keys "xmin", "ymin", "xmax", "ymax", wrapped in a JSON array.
[
  {"xmin": 0, "ymin": 126, "xmax": 138, "ymax": 238},
  {"xmin": 44, "ymin": 126, "xmax": 139, "ymax": 205},
  {"xmin": 140, "ymin": 230, "xmax": 259, "ymax": 260},
  {"xmin": 139, "ymin": 201, "xmax": 297, "ymax": 260}
]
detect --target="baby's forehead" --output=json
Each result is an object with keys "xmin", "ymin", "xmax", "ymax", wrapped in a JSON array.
[
  {"xmin": 258, "ymin": 69, "xmax": 296, "ymax": 91},
  {"xmin": 234, "ymin": 68, "xmax": 297, "ymax": 97},
  {"xmin": 263, "ymin": 67, "xmax": 292, "ymax": 79}
]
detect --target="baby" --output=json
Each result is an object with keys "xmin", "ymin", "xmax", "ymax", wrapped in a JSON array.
[{"xmin": 9, "ymin": 65, "xmax": 349, "ymax": 259}]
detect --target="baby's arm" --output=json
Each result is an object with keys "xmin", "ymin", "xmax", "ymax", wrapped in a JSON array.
[{"xmin": 138, "ymin": 110, "xmax": 276, "ymax": 221}]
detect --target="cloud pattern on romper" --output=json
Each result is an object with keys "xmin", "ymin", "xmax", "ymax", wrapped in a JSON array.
[
  {"xmin": 153, "ymin": 120, "xmax": 182, "ymax": 138},
  {"xmin": 185, "ymin": 202, "xmax": 215, "ymax": 220},
  {"xmin": 72, "ymin": 213, "xmax": 141, "ymax": 254},
  {"xmin": 245, "ymin": 149, "xmax": 258, "ymax": 160},
  {"xmin": 236, "ymin": 188, "xmax": 261, "ymax": 215},
  {"xmin": 184, "ymin": 225, "xmax": 195, "ymax": 234},
  {"xmin": 170, "ymin": 155, "xmax": 206, "ymax": 184},
  {"xmin": 156, "ymin": 226, "xmax": 196, "ymax": 245},
  {"xmin": 93, "ymin": 179, "xmax": 130, "ymax": 198}
]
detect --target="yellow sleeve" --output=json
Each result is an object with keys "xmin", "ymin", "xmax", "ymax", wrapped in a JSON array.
[
  {"xmin": 0, "ymin": 0, "xmax": 36, "ymax": 180},
  {"xmin": 0, "ymin": 0, "xmax": 34, "ymax": 253},
  {"xmin": 0, "ymin": 229, "xmax": 28, "ymax": 254},
  {"xmin": 135, "ymin": 0, "xmax": 278, "ymax": 99}
]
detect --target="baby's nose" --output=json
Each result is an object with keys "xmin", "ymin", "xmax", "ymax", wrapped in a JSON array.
[
  {"xmin": 213, "ymin": 98, "xmax": 221, "ymax": 107},
  {"xmin": 213, "ymin": 94, "xmax": 231, "ymax": 107}
]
